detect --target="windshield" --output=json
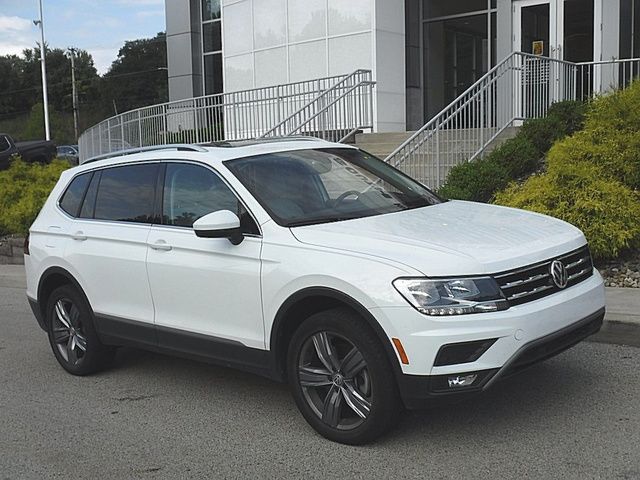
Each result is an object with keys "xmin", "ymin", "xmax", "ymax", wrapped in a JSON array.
[{"xmin": 224, "ymin": 148, "xmax": 443, "ymax": 227}]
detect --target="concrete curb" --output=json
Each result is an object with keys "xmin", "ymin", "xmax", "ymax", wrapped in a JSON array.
[{"xmin": 590, "ymin": 287, "xmax": 640, "ymax": 347}]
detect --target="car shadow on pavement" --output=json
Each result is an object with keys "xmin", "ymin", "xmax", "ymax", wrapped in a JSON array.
[{"xmin": 106, "ymin": 345, "xmax": 600, "ymax": 446}]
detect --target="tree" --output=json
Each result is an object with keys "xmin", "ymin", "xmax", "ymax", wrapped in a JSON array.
[
  {"xmin": 0, "ymin": 45, "xmax": 101, "ymax": 143},
  {"xmin": 0, "ymin": 33, "xmax": 168, "ymax": 144},
  {"xmin": 101, "ymin": 32, "xmax": 168, "ymax": 114},
  {"xmin": 0, "ymin": 55, "xmax": 28, "ymax": 116},
  {"xmin": 21, "ymin": 103, "xmax": 74, "ymax": 143},
  {"xmin": 21, "ymin": 46, "xmax": 100, "ymax": 115}
]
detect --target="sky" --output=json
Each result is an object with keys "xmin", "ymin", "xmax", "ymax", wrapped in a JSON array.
[{"xmin": 0, "ymin": 0, "xmax": 166, "ymax": 74}]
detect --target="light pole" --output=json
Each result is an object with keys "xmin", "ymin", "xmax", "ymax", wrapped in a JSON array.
[
  {"xmin": 33, "ymin": 0, "xmax": 50, "ymax": 141},
  {"xmin": 67, "ymin": 47, "xmax": 79, "ymax": 142}
]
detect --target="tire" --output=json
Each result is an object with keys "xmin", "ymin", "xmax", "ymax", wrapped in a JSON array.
[
  {"xmin": 45, "ymin": 285, "xmax": 115, "ymax": 375},
  {"xmin": 287, "ymin": 307, "xmax": 400, "ymax": 444}
]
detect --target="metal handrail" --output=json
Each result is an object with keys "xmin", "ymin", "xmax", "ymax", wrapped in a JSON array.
[
  {"xmin": 385, "ymin": 52, "xmax": 640, "ymax": 188},
  {"xmin": 385, "ymin": 51, "xmax": 524, "ymax": 164},
  {"xmin": 264, "ymin": 78, "xmax": 376, "ymax": 142},
  {"xmin": 260, "ymin": 69, "xmax": 372, "ymax": 138},
  {"xmin": 78, "ymin": 70, "xmax": 375, "ymax": 162}
]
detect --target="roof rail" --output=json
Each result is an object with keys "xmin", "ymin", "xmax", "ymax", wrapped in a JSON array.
[{"xmin": 82, "ymin": 144, "xmax": 208, "ymax": 164}]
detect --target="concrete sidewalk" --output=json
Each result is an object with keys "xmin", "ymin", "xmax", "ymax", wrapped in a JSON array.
[
  {"xmin": 594, "ymin": 287, "xmax": 640, "ymax": 347},
  {"xmin": 1, "ymin": 265, "xmax": 638, "ymax": 345}
]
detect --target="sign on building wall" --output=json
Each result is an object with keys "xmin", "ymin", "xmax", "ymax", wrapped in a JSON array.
[{"xmin": 532, "ymin": 41, "xmax": 544, "ymax": 56}]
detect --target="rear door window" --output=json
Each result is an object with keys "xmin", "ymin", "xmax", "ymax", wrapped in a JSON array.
[{"xmin": 94, "ymin": 164, "xmax": 159, "ymax": 223}]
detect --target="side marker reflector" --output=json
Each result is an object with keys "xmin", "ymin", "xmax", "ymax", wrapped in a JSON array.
[{"xmin": 391, "ymin": 337, "xmax": 409, "ymax": 365}]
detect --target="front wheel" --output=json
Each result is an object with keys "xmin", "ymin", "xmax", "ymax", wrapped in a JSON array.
[{"xmin": 287, "ymin": 308, "xmax": 400, "ymax": 444}]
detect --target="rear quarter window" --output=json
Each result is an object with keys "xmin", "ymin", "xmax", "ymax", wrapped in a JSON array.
[{"xmin": 59, "ymin": 173, "xmax": 92, "ymax": 217}]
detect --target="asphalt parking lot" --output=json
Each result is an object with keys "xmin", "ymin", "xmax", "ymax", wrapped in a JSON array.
[{"xmin": 1, "ymin": 278, "xmax": 639, "ymax": 479}]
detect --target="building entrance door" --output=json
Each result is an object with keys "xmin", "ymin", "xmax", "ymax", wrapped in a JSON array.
[
  {"xmin": 514, "ymin": 0, "xmax": 600, "ymax": 62},
  {"xmin": 514, "ymin": 0, "xmax": 559, "ymax": 59},
  {"xmin": 513, "ymin": 0, "xmax": 600, "ymax": 107}
]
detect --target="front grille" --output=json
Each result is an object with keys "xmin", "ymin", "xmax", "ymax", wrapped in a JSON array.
[{"xmin": 494, "ymin": 245, "xmax": 593, "ymax": 306}]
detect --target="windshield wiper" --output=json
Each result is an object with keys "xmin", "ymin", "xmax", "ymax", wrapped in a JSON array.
[{"xmin": 286, "ymin": 216, "xmax": 358, "ymax": 227}]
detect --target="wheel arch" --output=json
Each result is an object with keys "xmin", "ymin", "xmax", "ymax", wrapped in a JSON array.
[
  {"xmin": 269, "ymin": 287, "xmax": 402, "ymax": 382},
  {"xmin": 37, "ymin": 266, "xmax": 91, "ymax": 327}
]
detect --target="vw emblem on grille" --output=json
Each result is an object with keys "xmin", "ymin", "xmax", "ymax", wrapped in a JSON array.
[{"xmin": 550, "ymin": 260, "xmax": 568, "ymax": 289}]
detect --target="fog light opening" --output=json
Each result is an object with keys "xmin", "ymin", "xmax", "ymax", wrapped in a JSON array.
[{"xmin": 447, "ymin": 373, "xmax": 478, "ymax": 388}]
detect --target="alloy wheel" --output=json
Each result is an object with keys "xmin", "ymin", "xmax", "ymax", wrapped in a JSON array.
[
  {"xmin": 51, "ymin": 298, "xmax": 88, "ymax": 366},
  {"xmin": 298, "ymin": 331, "xmax": 372, "ymax": 430}
]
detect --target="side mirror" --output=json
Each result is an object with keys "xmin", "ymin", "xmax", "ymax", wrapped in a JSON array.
[{"xmin": 193, "ymin": 210, "xmax": 243, "ymax": 245}]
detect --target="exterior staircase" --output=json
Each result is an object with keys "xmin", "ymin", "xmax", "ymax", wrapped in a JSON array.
[
  {"xmin": 384, "ymin": 52, "xmax": 640, "ymax": 188},
  {"xmin": 355, "ymin": 127, "xmax": 519, "ymax": 181}
]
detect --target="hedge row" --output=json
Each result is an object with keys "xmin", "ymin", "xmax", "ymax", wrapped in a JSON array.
[{"xmin": 0, "ymin": 158, "xmax": 70, "ymax": 236}]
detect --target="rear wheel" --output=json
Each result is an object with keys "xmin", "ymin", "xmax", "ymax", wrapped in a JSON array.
[
  {"xmin": 287, "ymin": 308, "xmax": 400, "ymax": 444},
  {"xmin": 46, "ymin": 285, "xmax": 114, "ymax": 375}
]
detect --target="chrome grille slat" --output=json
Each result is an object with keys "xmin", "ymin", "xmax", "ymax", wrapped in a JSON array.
[
  {"xmin": 493, "ymin": 246, "xmax": 593, "ymax": 306},
  {"xmin": 568, "ymin": 268, "xmax": 590, "ymax": 281},
  {"xmin": 508, "ymin": 284, "xmax": 554, "ymax": 300},
  {"xmin": 501, "ymin": 273, "xmax": 550, "ymax": 290},
  {"xmin": 565, "ymin": 257, "xmax": 587, "ymax": 270}
]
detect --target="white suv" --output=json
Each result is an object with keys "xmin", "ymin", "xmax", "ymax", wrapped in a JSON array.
[{"xmin": 25, "ymin": 139, "xmax": 606, "ymax": 444}]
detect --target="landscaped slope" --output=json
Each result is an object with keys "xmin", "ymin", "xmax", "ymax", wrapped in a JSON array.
[{"xmin": 494, "ymin": 81, "xmax": 640, "ymax": 260}]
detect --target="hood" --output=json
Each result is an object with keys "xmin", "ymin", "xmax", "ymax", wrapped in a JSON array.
[{"xmin": 290, "ymin": 200, "xmax": 586, "ymax": 276}]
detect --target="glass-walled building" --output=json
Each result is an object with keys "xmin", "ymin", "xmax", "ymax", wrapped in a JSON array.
[{"xmin": 166, "ymin": 0, "xmax": 639, "ymax": 132}]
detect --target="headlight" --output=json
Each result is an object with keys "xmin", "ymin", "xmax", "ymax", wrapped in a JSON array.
[{"xmin": 393, "ymin": 277, "xmax": 509, "ymax": 316}]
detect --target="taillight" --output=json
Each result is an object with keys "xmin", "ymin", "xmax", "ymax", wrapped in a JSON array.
[{"xmin": 23, "ymin": 233, "xmax": 30, "ymax": 255}]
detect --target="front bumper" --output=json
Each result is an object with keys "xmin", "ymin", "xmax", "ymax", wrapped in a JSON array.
[
  {"xmin": 369, "ymin": 269, "xmax": 606, "ymax": 409},
  {"xmin": 397, "ymin": 307, "xmax": 604, "ymax": 409}
]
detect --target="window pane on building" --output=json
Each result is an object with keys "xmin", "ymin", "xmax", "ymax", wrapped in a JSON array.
[
  {"xmin": 203, "ymin": 21, "xmax": 221, "ymax": 53},
  {"xmin": 202, "ymin": 0, "xmax": 220, "ymax": 21},
  {"xmin": 204, "ymin": 53, "xmax": 223, "ymax": 95},
  {"xmin": 423, "ymin": 0, "xmax": 490, "ymax": 19},
  {"xmin": 620, "ymin": 0, "xmax": 640, "ymax": 58}
]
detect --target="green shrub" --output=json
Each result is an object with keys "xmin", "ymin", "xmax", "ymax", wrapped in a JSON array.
[
  {"xmin": 437, "ymin": 156, "xmax": 509, "ymax": 203},
  {"xmin": 519, "ymin": 100, "xmax": 586, "ymax": 154},
  {"xmin": 585, "ymin": 79, "xmax": 640, "ymax": 133},
  {"xmin": 549, "ymin": 128, "xmax": 640, "ymax": 190},
  {"xmin": 438, "ymin": 100, "xmax": 586, "ymax": 202},
  {"xmin": 0, "ymin": 158, "xmax": 70, "ymax": 235},
  {"xmin": 495, "ymin": 162, "xmax": 640, "ymax": 260}
]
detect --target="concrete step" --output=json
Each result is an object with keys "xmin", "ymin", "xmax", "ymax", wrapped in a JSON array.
[
  {"xmin": 354, "ymin": 131, "xmax": 416, "ymax": 144},
  {"xmin": 355, "ymin": 126, "xmax": 522, "ymax": 184}
]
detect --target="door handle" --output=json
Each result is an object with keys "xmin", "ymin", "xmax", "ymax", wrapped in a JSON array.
[
  {"xmin": 149, "ymin": 240, "xmax": 172, "ymax": 251},
  {"xmin": 71, "ymin": 231, "xmax": 87, "ymax": 241}
]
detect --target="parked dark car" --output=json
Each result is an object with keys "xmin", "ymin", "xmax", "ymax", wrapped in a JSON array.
[
  {"xmin": 0, "ymin": 133, "xmax": 56, "ymax": 169},
  {"xmin": 56, "ymin": 145, "xmax": 79, "ymax": 165}
]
